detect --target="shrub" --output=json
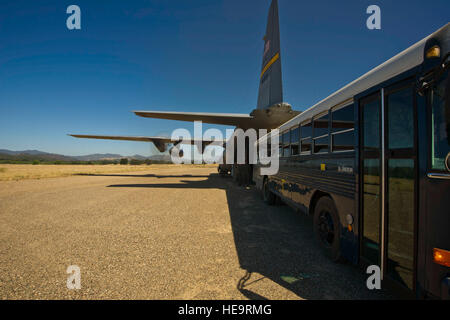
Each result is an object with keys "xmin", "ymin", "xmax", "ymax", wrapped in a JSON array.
[{"xmin": 130, "ymin": 159, "xmax": 144, "ymax": 165}]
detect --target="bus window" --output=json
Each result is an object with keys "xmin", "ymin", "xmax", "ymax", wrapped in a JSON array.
[
  {"xmin": 332, "ymin": 104, "xmax": 354, "ymax": 132},
  {"xmin": 291, "ymin": 127, "xmax": 299, "ymax": 155},
  {"xmin": 331, "ymin": 104, "xmax": 355, "ymax": 152},
  {"xmin": 282, "ymin": 131, "xmax": 290, "ymax": 157},
  {"xmin": 300, "ymin": 121, "xmax": 312, "ymax": 154},
  {"xmin": 313, "ymin": 112, "xmax": 329, "ymax": 153},
  {"xmin": 431, "ymin": 71, "xmax": 449, "ymax": 171},
  {"xmin": 363, "ymin": 100, "xmax": 381, "ymax": 151},
  {"xmin": 300, "ymin": 120, "xmax": 312, "ymax": 137},
  {"xmin": 313, "ymin": 112, "xmax": 329, "ymax": 137},
  {"xmin": 314, "ymin": 136, "xmax": 329, "ymax": 153},
  {"xmin": 388, "ymin": 89, "xmax": 414, "ymax": 149},
  {"xmin": 332, "ymin": 130, "xmax": 354, "ymax": 152},
  {"xmin": 283, "ymin": 148, "xmax": 290, "ymax": 157},
  {"xmin": 301, "ymin": 140, "xmax": 311, "ymax": 154}
]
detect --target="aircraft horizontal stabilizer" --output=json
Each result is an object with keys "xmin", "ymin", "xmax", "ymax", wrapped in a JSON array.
[
  {"xmin": 69, "ymin": 134, "xmax": 168, "ymax": 143},
  {"xmin": 68, "ymin": 134, "xmax": 226, "ymax": 153},
  {"xmin": 133, "ymin": 111, "xmax": 253, "ymax": 128}
]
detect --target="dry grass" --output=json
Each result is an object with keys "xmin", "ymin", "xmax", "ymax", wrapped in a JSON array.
[{"xmin": 0, "ymin": 164, "xmax": 217, "ymax": 181}]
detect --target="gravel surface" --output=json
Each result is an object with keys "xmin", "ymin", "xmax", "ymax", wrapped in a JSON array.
[{"xmin": 0, "ymin": 166, "xmax": 394, "ymax": 299}]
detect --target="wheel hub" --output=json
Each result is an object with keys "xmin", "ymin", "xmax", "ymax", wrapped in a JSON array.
[{"xmin": 318, "ymin": 211, "xmax": 334, "ymax": 246}]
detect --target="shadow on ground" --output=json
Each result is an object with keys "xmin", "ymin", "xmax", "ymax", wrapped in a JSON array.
[
  {"xmin": 75, "ymin": 173, "xmax": 209, "ymax": 179},
  {"xmin": 106, "ymin": 172, "xmax": 394, "ymax": 300}
]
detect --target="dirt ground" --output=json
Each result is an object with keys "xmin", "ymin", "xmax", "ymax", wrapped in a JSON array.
[
  {"xmin": 0, "ymin": 165, "xmax": 394, "ymax": 299},
  {"xmin": 0, "ymin": 164, "xmax": 216, "ymax": 181}
]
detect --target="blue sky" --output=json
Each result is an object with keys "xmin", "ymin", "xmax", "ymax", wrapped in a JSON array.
[{"xmin": 0, "ymin": 0, "xmax": 448, "ymax": 156}]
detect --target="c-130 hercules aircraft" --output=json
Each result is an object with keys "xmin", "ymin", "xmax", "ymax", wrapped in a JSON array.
[{"xmin": 70, "ymin": 0, "xmax": 298, "ymax": 183}]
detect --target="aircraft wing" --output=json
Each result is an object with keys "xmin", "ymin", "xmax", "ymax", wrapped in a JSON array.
[
  {"xmin": 133, "ymin": 111, "xmax": 254, "ymax": 127},
  {"xmin": 69, "ymin": 134, "xmax": 226, "ymax": 153},
  {"xmin": 69, "ymin": 134, "xmax": 171, "ymax": 143}
]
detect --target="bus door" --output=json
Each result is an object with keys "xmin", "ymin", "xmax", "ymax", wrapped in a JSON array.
[
  {"xmin": 418, "ymin": 67, "xmax": 450, "ymax": 298},
  {"xmin": 360, "ymin": 81, "xmax": 417, "ymax": 292}
]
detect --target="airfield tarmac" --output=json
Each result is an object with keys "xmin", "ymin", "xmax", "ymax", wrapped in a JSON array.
[{"xmin": 0, "ymin": 165, "xmax": 394, "ymax": 299}]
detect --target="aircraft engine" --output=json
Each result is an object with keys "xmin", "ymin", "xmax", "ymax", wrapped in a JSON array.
[{"xmin": 168, "ymin": 146, "xmax": 184, "ymax": 158}]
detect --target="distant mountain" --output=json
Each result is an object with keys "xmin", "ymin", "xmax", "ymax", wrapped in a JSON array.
[
  {"xmin": 0, "ymin": 149, "xmax": 160, "ymax": 162},
  {"xmin": 0, "ymin": 149, "xmax": 48, "ymax": 155},
  {"xmin": 0, "ymin": 150, "xmax": 74, "ymax": 162},
  {"xmin": 129, "ymin": 154, "xmax": 149, "ymax": 161}
]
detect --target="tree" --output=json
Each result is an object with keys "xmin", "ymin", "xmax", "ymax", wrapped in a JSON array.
[
  {"xmin": 130, "ymin": 159, "xmax": 144, "ymax": 165},
  {"xmin": 120, "ymin": 158, "xmax": 129, "ymax": 165}
]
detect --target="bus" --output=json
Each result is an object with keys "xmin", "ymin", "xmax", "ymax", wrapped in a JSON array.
[{"xmin": 254, "ymin": 23, "xmax": 449, "ymax": 299}]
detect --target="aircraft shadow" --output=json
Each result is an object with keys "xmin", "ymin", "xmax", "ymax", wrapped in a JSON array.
[{"xmin": 107, "ymin": 173, "xmax": 394, "ymax": 300}]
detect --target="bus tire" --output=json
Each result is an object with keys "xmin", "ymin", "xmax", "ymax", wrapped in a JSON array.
[
  {"xmin": 313, "ymin": 196, "xmax": 341, "ymax": 262},
  {"xmin": 263, "ymin": 177, "xmax": 276, "ymax": 205}
]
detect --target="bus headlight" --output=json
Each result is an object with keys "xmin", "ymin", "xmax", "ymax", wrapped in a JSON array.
[{"xmin": 426, "ymin": 45, "xmax": 441, "ymax": 59}]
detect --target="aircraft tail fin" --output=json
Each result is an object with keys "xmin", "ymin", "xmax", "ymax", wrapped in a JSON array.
[{"xmin": 256, "ymin": 0, "xmax": 283, "ymax": 110}]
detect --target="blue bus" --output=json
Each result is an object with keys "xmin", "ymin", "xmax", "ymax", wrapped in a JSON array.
[{"xmin": 255, "ymin": 23, "xmax": 450, "ymax": 299}]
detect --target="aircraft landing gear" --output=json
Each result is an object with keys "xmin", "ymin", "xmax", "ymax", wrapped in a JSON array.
[{"xmin": 232, "ymin": 164, "xmax": 253, "ymax": 186}]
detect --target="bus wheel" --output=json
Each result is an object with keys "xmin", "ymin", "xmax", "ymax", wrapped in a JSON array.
[
  {"xmin": 263, "ymin": 178, "xmax": 276, "ymax": 205},
  {"xmin": 313, "ymin": 197, "xmax": 341, "ymax": 262}
]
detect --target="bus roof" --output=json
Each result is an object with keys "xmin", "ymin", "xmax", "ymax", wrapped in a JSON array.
[{"xmin": 263, "ymin": 22, "xmax": 449, "ymax": 140}]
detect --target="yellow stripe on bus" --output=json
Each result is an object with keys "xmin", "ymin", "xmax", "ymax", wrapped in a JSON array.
[{"xmin": 260, "ymin": 52, "xmax": 280, "ymax": 79}]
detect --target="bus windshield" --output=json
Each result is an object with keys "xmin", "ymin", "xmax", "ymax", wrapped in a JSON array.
[{"xmin": 431, "ymin": 69, "xmax": 450, "ymax": 171}]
